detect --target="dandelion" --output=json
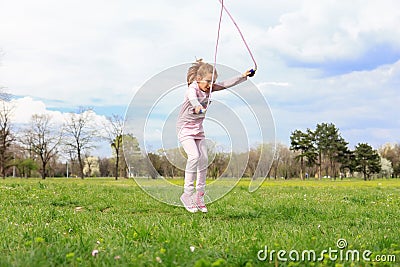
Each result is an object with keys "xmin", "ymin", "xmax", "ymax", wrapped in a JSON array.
[
  {"xmin": 190, "ymin": 246, "xmax": 195, "ymax": 252},
  {"xmin": 66, "ymin": 252, "xmax": 75, "ymax": 259},
  {"xmin": 35, "ymin": 237, "xmax": 45, "ymax": 243},
  {"xmin": 92, "ymin": 249, "xmax": 99, "ymax": 257},
  {"xmin": 133, "ymin": 232, "xmax": 138, "ymax": 239}
]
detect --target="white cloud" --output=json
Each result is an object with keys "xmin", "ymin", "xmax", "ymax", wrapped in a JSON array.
[
  {"xmin": 258, "ymin": 81, "xmax": 291, "ymax": 88},
  {"xmin": 262, "ymin": 0, "xmax": 400, "ymax": 67},
  {"xmin": 8, "ymin": 97, "xmax": 64, "ymax": 124},
  {"xmin": 8, "ymin": 97, "xmax": 109, "ymax": 135}
]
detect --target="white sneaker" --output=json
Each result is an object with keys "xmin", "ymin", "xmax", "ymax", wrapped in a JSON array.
[
  {"xmin": 180, "ymin": 193, "xmax": 198, "ymax": 213},
  {"xmin": 195, "ymin": 191, "xmax": 208, "ymax": 213}
]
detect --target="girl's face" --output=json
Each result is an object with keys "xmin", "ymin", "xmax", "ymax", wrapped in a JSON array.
[{"xmin": 196, "ymin": 73, "xmax": 215, "ymax": 92}]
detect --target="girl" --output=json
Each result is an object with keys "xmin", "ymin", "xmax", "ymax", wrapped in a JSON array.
[{"xmin": 176, "ymin": 59, "xmax": 254, "ymax": 213}]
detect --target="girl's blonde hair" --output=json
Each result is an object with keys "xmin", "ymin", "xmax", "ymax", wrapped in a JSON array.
[{"xmin": 187, "ymin": 59, "xmax": 218, "ymax": 86}]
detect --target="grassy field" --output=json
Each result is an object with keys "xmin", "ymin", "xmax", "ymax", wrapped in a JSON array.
[{"xmin": 0, "ymin": 178, "xmax": 399, "ymax": 267}]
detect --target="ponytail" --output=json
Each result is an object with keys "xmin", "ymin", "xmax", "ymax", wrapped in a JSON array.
[{"xmin": 186, "ymin": 58, "xmax": 217, "ymax": 86}]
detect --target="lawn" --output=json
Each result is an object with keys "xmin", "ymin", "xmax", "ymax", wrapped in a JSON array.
[{"xmin": 0, "ymin": 178, "xmax": 399, "ymax": 266}]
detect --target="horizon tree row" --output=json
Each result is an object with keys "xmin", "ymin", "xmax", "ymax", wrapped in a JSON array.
[
  {"xmin": 1, "ymin": 94, "xmax": 398, "ymax": 180},
  {"xmin": 142, "ymin": 140, "xmax": 394, "ymax": 181}
]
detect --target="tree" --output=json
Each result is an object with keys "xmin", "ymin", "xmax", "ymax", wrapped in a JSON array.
[
  {"xmin": 208, "ymin": 152, "xmax": 228, "ymax": 179},
  {"xmin": 290, "ymin": 129, "xmax": 316, "ymax": 180},
  {"xmin": 337, "ymin": 146, "xmax": 355, "ymax": 178},
  {"xmin": 15, "ymin": 158, "xmax": 38, "ymax": 178},
  {"xmin": 83, "ymin": 156, "xmax": 100, "ymax": 177},
  {"xmin": 99, "ymin": 157, "xmax": 112, "ymax": 177},
  {"xmin": 380, "ymin": 157, "xmax": 393, "ymax": 178},
  {"xmin": 104, "ymin": 114, "xmax": 124, "ymax": 180},
  {"xmin": 246, "ymin": 147, "xmax": 260, "ymax": 178},
  {"xmin": 331, "ymin": 135, "xmax": 350, "ymax": 179},
  {"xmin": 157, "ymin": 147, "xmax": 185, "ymax": 178},
  {"xmin": 379, "ymin": 143, "xmax": 400, "ymax": 178},
  {"xmin": 23, "ymin": 114, "xmax": 62, "ymax": 179},
  {"xmin": 275, "ymin": 143, "xmax": 296, "ymax": 179},
  {"xmin": 353, "ymin": 143, "xmax": 381, "ymax": 180},
  {"xmin": 253, "ymin": 143, "xmax": 275, "ymax": 179},
  {"xmin": 147, "ymin": 152, "xmax": 161, "ymax": 179},
  {"xmin": 64, "ymin": 108, "xmax": 99, "ymax": 179},
  {"xmin": 314, "ymin": 123, "xmax": 348, "ymax": 179},
  {"xmin": 0, "ymin": 94, "xmax": 15, "ymax": 178},
  {"xmin": 270, "ymin": 143, "xmax": 293, "ymax": 179}
]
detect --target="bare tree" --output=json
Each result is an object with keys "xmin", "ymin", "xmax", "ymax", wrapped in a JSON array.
[
  {"xmin": 64, "ymin": 108, "xmax": 99, "ymax": 179},
  {"xmin": 104, "ymin": 114, "xmax": 124, "ymax": 180},
  {"xmin": 0, "ymin": 93, "xmax": 15, "ymax": 178},
  {"xmin": 252, "ymin": 143, "xmax": 275, "ymax": 179},
  {"xmin": 246, "ymin": 147, "xmax": 260, "ymax": 178},
  {"xmin": 22, "ymin": 114, "xmax": 62, "ymax": 179}
]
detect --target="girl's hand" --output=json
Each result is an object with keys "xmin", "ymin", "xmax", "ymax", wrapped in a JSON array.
[
  {"xmin": 194, "ymin": 105, "xmax": 204, "ymax": 114},
  {"xmin": 243, "ymin": 69, "xmax": 256, "ymax": 77}
]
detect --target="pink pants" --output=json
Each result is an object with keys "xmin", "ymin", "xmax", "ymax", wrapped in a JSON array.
[{"xmin": 180, "ymin": 138, "xmax": 208, "ymax": 195}]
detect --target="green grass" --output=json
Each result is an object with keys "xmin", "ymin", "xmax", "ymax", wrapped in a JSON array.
[{"xmin": 0, "ymin": 178, "xmax": 399, "ymax": 266}]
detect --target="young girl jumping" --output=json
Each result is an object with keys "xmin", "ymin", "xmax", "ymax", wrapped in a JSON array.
[{"xmin": 176, "ymin": 59, "xmax": 254, "ymax": 213}]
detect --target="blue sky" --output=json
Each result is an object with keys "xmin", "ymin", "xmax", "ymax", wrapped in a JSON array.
[{"xmin": 1, "ymin": 0, "xmax": 400, "ymax": 156}]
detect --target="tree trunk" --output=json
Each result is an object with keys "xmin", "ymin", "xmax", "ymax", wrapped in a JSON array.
[
  {"xmin": 41, "ymin": 161, "xmax": 46, "ymax": 179},
  {"xmin": 115, "ymin": 149, "xmax": 119, "ymax": 180},
  {"xmin": 78, "ymin": 151, "xmax": 84, "ymax": 179},
  {"xmin": 363, "ymin": 166, "xmax": 367, "ymax": 181},
  {"xmin": 318, "ymin": 152, "xmax": 322, "ymax": 180},
  {"xmin": 298, "ymin": 157, "xmax": 303, "ymax": 180}
]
